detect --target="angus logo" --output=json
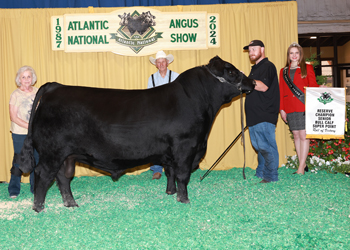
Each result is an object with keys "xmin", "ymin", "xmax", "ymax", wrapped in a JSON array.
[
  {"xmin": 110, "ymin": 10, "xmax": 163, "ymax": 54},
  {"xmin": 318, "ymin": 92, "xmax": 333, "ymax": 105}
]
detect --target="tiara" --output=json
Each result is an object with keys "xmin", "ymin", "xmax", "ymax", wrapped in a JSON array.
[{"xmin": 289, "ymin": 42, "xmax": 301, "ymax": 47}]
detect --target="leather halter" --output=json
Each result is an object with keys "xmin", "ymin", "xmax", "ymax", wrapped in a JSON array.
[{"xmin": 204, "ymin": 66, "xmax": 244, "ymax": 89}]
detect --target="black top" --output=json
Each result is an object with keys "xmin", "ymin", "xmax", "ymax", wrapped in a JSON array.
[
  {"xmin": 290, "ymin": 68, "xmax": 296, "ymax": 81},
  {"xmin": 245, "ymin": 57, "xmax": 280, "ymax": 126}
]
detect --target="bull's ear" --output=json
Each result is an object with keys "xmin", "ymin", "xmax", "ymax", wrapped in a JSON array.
[
  {"xmin": 224, "ymin": 62, "xmax": 238, "ymax": 73},
  {"xmin": 209, "ymin": 56, "xmax": 220, "ymax": 65},
  {"xmin": 224, "ymin": 62, "xmax": 232, "ymax": 69},
  {"xmin": 208, "ymin": 56, "xmax": 224, "ymax": 75}
]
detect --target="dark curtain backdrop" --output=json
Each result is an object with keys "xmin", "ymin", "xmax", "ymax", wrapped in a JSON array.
[{"xmin": 1, "ymin": 0, "xmax": 291, "ymax": 8}]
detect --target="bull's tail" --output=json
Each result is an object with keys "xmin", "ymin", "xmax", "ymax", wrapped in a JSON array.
[
  {"xmin": 19, "ymin": 82, "xmax": 63, "ymax": 173},
  {"xmin": 19, "ymin": 135, "xmax": 36, "ymax": 173}
]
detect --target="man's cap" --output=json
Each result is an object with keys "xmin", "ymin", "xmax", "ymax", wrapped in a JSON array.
[{"xmin": 243, "ymin": 40, "xmax": 265, "ymax": 50}]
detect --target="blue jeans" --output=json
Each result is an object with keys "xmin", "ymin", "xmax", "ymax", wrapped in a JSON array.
[
  {"xmin": 150, "ymin": 165, "xmax": 163, "ymax": 175},
  {"xmin": 248, "ymin": 122, "xmax": 279, "ymax": 182},
  {"xmin": 8, "ymin": 134, "xmax": 38, "ymax": 196}
]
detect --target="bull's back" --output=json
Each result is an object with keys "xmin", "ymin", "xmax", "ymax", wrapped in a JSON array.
[
  {"xmin": 37, "ymin": 84, "xmax": 198, "ymax": 123},
  {"xmin": 31, "ymin": 84, "xmax": 194, "ymax": 157}
]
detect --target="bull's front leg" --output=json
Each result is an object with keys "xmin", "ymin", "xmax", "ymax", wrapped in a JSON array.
[
  {"xmin": 164, "ymin": 166, "xmax": 176, "ymax": 195},
  {"xmin": 56, "ymin": 161, "xmax": 78, "ymax": 208},
  {"xmin": 33, "ymin": 164, "xmax": 57, "ymax": 212}
]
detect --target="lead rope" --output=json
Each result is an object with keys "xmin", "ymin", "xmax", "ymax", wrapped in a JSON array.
[
  {"xmin": 241, "ymin": 92, "xmax": 246, "ymax": 179},
  {"xmin": 200, "ymin": 68, "xmax": 248, "ymax": 181},
  {"xmin": 200, "ymin": 93, "xmax": 247, "ymax": 182}
]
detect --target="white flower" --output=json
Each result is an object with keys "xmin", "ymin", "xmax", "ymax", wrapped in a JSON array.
[{"xmin": 286, "ymin": 152, "xmax": 350, "ymax": 174}]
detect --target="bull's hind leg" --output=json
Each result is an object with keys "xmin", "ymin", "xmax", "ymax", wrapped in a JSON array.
[
  {"xmin": 175, "ymin": 168, "xmax": 191, "ymax": 204},
  {"xmin": 56, "ymin": 158, "xmax": 78, "ymax": 208},
  {"xmin": 172, "ymin": 148, "xmax": 195, "ymax": 203},
  {"xmin": 33, "ymin": 162, "xmax": 60, "ymax": 212},
  {"xmin": 164, "ymin": 166, "xmax": 177, "ymax": 195}
]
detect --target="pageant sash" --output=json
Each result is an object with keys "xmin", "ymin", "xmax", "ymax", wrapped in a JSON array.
[{"xmin": 283, "ymin": 67, "xmax": 305, "ymax": 104}]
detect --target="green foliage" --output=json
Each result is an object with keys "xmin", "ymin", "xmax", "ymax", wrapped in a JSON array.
[
  {"xmin": 316, "ymin": 75, "xmax": 329, "ymax": 86},
  {"xmin": 305, "ymin": 52, "xmax": 320, "ymax": 67},
  {"xmin": 283, "ymin": 103, "xmax": 350, "ymax": 174},
  {"xmin": 305, "ymin": 52, "xmax": 330, "ymax": 85},
  {"xmin": 309, "ymin": 135, "xmax": 350, "ymax": 162}
]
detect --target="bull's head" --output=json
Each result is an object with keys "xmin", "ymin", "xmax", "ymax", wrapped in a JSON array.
[
  {"xmin": 206, "ymin": 56, "xmax": 256, "ymax": 94},
  {"xmin": 118, "ymin": 12, "xmax": 130, "ymax": 26},
  {"xmin": 141, "ymin": 11, "xmax": 156, "ymax": 26}
]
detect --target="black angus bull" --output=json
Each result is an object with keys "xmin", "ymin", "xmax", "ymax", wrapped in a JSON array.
[{"xmin": 20, "ymin": 56, "xmax": 256, "ymax": 212}]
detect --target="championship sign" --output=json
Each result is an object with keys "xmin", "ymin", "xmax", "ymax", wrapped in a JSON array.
[
  {"xmin": 51, "ymin": 7, "xmax": 220, "ymax": 56},
  {"xmin": 305, "ymin": 87, "xmax": 346, "ymax": 139}
]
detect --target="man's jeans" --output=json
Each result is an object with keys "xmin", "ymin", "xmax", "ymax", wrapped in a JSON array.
[
  {"xmin": 150, "ymin": 165, "xmax": 163, "ymax": 175},
  {"xmin": 248, "ymin": 122, "xmax": 279, "ymax": 182}
]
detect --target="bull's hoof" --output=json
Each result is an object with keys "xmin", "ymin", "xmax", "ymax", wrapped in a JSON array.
[
  {"xmin": 176, "ymin": 196, "xmax": 190, "ymax": 204},
  {"xmin": 166, "ymin": 190, "xmax": 176, "ymax": 195},
  {"xmin": 32, "ymin": 204, "xmax": 45, "ymax": 213},
  {"xmin": 64, "ymin": 201, "xmax": 79, "ymax": 208}
]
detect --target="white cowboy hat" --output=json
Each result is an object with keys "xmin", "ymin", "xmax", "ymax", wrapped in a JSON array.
[{"xmin": 149, "ymin": 50, "xmax": 174, "ymax": 65}]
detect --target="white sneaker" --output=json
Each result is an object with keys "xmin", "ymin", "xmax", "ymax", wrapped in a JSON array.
[{"xmin": 10, "ymin": 195, "xmax": 17, "ymax": 199}]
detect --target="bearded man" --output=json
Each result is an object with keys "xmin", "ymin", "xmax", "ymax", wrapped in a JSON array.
[{"xmin": 243, "ymin": 40, "xmax": 280, "ymax": 183}]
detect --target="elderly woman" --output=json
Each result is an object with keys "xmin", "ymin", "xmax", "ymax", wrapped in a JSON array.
[{"xmin": 8, "ymin": 66, "xmax": 39, "ymax": 198}]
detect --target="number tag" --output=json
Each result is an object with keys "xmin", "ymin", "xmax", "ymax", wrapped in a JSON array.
[
  {"xmin": 207, "ymin": 14, "xmax": 220, "ymax": 48},
  {"xmin": 51, "ymin": 16, "xmax": 64, "ymax": 50}
]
